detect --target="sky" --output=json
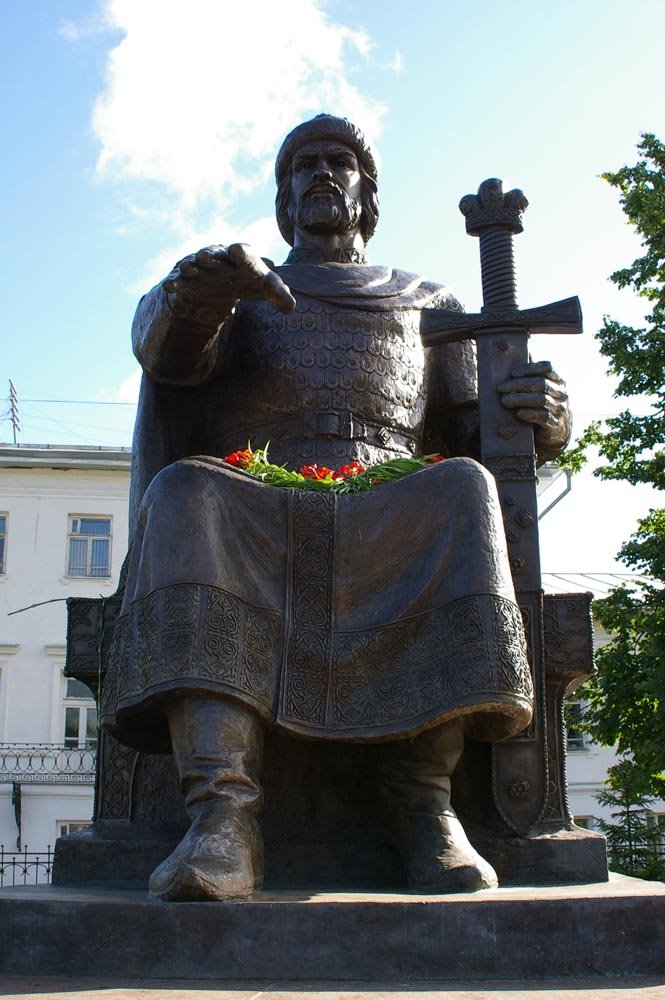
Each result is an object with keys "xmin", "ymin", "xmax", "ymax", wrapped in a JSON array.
[{"xmin": 2, "ymin": 0, "xmax": 664, "ymax": 576}]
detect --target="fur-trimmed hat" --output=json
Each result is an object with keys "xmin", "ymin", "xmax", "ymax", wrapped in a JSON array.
[{"xmin": 275, "ymin": 114, "xmax": 378, "ymax": 183}]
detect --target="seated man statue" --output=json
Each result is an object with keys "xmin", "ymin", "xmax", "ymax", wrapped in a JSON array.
[{"xmin": 100, "ymin": 114, "xmax": 571, "ymax": 902}]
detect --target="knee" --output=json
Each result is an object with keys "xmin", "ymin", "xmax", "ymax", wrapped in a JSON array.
[
  {"xmin": 142, "ymin": 460, "xmax": 213, "ymax": 517},
  {"xmin": 433, "ymin": 456, "xmax": 496, "ymax": 493}
]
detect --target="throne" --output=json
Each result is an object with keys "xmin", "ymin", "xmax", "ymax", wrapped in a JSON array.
[{"xmin": 54, "ymin": 462, "xmax": 607, "ymax": 888}]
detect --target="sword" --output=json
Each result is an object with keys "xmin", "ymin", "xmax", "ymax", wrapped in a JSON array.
[{"xmin": 421, "ymin": 178, "xmax": 582, "ymax": 834}]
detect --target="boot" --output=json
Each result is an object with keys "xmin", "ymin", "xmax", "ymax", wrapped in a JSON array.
[
  {"xmin": 379, "ymin": 720, "xmax": 498, "ymax": 893},
  {"xmin": 149, "ymin": 695, "xmax": 264, "ymax": 902}
]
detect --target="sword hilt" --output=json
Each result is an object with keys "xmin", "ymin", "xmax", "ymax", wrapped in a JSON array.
[
  {"xmin": 479, "ymin": 228, "xmax": 517, "ymax": 308},
  {"xmin": 459, "ymin": 178, "xmax": 528, "ymax": 310}
]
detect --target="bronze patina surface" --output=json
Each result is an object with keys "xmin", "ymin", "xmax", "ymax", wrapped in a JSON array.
[{"xmin": 59, "ymin": 115, "xmax": 605, "ymax": 900}]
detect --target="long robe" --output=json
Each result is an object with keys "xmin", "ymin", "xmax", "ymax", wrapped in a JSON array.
[{"xmin": 100, "ymin": 262, "xmax": 533, "ymax": 751}]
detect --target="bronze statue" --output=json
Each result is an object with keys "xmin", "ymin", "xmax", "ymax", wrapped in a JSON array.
[{"xmin": 99, "ymin": 115, "xmax": 571, "ymax": 902}]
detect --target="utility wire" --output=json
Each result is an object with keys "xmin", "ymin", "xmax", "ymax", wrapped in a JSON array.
[
  {"xmin": 21, "ymin": 406, "xmax": 134, "ymax": 436},
  {"xmin": 19, "ymin": 403, "xmax": 110, "ymax": 446},
  {"xmin": 22, "ymin": 398, "xmax": 136, "ymax": 406}
]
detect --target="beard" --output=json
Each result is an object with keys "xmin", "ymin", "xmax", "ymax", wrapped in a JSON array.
[{"xmin": 288, "ymin": 187, "xmax": 362, "ymax": 235}]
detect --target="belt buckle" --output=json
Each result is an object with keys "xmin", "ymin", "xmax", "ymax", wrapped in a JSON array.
[{"xmin": 305, "ymin": 410, "xmax": 355, "ymax": 440}]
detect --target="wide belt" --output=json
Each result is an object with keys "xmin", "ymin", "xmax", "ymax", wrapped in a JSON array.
[{"xmin": 239, "ymin": 409, "xmax": 418, "ymax": 454}]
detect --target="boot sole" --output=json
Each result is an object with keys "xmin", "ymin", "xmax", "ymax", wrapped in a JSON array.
[{"xmin": 150, "ymin": 863, "xmax": 260, "ymax": 902}]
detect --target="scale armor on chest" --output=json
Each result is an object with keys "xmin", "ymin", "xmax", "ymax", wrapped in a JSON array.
[{"xmin": 224, "ymin": 297, "xmax": 427, "ymax": 447}]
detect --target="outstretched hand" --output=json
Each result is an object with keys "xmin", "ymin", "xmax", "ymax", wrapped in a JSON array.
[
  {"xmin": 162, "ymin": 243, "xmax": 296, "ymax": 315},
  {"xmin": 497, "ymin": 360, "xmax": 571, "ymax": 456}
]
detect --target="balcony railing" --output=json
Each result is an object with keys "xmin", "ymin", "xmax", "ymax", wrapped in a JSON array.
[{"xmin": 0, "ymin": 744, "xmax": 96, "ymax": 784}]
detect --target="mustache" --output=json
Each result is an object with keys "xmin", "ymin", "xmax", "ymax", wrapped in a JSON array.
[{"xmin": 303, "ymin": 181, "xmax": 346, "ymax": 199}]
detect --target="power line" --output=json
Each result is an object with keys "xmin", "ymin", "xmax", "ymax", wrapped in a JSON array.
[
  {"xmin": 21, "ymin": 403, "xmax": 133, "ymax": 436},
  {"xmin": 21, "ymin": 414, "xmax": 132, "ymax": 437},
  {"xmin": 18, "ymin": 403, "xmax": 116, "ymax": 446},
  {"xmin": 543, "ymin": 571, "xmax": 652, "ymax": 579},
  {"xmin": 22, "ymin": 398, "xmax": 136, "ymax": 407},
  {"xmin": 20, "ymin": 400, "xmax": 645, "ymax": 418}
]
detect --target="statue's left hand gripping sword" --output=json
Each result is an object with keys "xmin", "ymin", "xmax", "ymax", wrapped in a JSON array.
[{"xmin": 421, "ymin": 179, "xmax": 582, "ymax": 834}]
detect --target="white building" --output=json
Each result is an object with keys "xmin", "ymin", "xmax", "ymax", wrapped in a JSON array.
[
  {"xmin": 0, "ymin": 444, "xmax": 130, "ymax": 876},
  {"xmin": 0, "ymin": 444, "xmax": 660, "ymax": 880}
]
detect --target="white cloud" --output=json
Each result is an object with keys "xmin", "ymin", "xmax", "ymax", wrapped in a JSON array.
[
  {"xmin": 387, "ymin": 52, "xmax": 404, "ymax": 74},
  {"xmin": 91, "ymin": 0, "xmax": 386, "ymax": 251},
  {"xmin": 96, "ymin": 366, "xmax": 141, "ymax": 405},
  {"xmin": 115, "ymin": 367, "xmax": 142, "ymax": 404},
  {"xmin": 58, "ymin": 12, "xmax": 109, "ymax": 41}
]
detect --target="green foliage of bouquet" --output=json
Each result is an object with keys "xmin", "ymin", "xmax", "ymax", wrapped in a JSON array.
[{"xmin": 223, "ymin": 446, "xmax": 444, "ymax": 493}]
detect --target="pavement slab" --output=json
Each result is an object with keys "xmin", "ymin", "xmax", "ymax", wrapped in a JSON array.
[{"xmin": 0, "ymin": 975, "xmax": 665, "ymax": 1000}]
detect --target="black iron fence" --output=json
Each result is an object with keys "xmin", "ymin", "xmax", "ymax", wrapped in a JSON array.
[
  {"xmin": 0, "ymin": 743, "xmax": 96, "ymax": 784},
  {"xmin": 0, "ymin": 844, "xmax": 53, "ymax": 886}
]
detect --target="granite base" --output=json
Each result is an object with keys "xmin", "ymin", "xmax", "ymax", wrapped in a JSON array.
[{"xmin": 1, "ymin": 875, "xmax": 663, "ymax": 981}]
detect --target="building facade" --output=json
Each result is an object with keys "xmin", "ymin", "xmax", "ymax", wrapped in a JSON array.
[{"xmin": 0, "ymin": 445, "xmax": 130, "ymax": 875}]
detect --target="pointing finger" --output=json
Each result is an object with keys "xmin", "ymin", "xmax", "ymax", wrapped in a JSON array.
[
  {"xmin": 263, "ymin": 270, "xmax": 296, "ymax": 314},
  {"xmin": 226, "ymin": 243, "xmax": 296, "ymax": 312}
]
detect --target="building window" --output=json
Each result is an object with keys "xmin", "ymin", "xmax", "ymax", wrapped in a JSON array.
[
  {"xmin": 0, "ymin": 513, "xmax": 7, "ymax": 574},
  {"xmin": 64, "ymin": 677, "xmax": 98, "ymax": 748},
  {"xmin": 565, "ymin": 700, "xmax": 588, "ymax": 751},
  {"xmin": 574, "ymin": 816, "xmax": 593, "ymax": 830},
  {"xmin": 67, "ymin": 516, "xmax": 112, "ymax": 577},
  {"xmin": 58, "ymin": 820, "xmax": 91, "ymax": 839}
]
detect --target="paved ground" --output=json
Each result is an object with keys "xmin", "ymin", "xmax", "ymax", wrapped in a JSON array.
[{"xmin": 0, "ymin": 978, "xmax": 664, "ymax": 999}]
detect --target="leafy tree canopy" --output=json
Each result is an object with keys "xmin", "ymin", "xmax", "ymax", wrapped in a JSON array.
[
  {"xmin": 563, "ymin": 134, "xmax": 665, "ymax": 799},
  {"xmin": 560, "ymin": 133, "xmax": 665, "ymax": 485},
  {"xmin": 583, "ymin": 509, "xmax": 665, "ymax": 797}
]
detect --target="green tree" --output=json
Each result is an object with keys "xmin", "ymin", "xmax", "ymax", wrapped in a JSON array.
[
  {"xmin": 562, "ymin": 134, "xmax": 665, "ymax": 799},
  {"xmin": 595, "ymin": 759, "xmax": 665, "ymax": 881},
  {"xmin": 561, "ymin": 132, "xmax": 665, "ymax": 485},
  {"xmin": 582, "ymin": 510, "xmax": 665, "ymax": 798}
]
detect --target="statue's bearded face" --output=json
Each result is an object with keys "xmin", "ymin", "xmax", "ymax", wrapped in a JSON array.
[{"xmin": 287, "ymin": 140, "xmax": 363, "ymax": 236}]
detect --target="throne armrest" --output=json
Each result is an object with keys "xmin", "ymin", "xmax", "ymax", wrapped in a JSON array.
[
  {"xmin": 543, "ymin": 591, "xmax": 595, "ymax": 692},
  {"xmin": 64, "ymin": 554, "xmax": 128, "ymax": 704}
]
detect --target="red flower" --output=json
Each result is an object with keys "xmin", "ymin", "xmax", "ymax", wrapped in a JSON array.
[
  {"xmin": 336, "ymin": 461, "xmax": 365, "ymax": 480},
  {"xmin": 300, "ymin": 464, "xmax": 339, "ymax": 480},
  {"xmin": 224, "ymin": 449, "xmax": 253, "ymax": 469},
  {"xmin": 425, "ymin": 454, "xmax": 445, "ymax": 464}
]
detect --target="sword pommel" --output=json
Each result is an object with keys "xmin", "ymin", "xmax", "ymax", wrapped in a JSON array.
[{"xmin": 459, "ymin": 178, "xmax": 528, "ymax": 237}]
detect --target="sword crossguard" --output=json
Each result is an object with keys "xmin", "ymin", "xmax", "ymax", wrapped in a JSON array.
[
  {"xmin": 422, "ymin": 176, "xmax": 583, "ymax": 345},
  {"xmin": 421, "ymin": 296, "xmax": 583, "ymax": 347}
]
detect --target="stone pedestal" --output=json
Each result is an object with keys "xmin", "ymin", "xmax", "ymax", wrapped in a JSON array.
[{"xmin": 1, "ymin": 876, "xmax": 663, "ymax": 981}]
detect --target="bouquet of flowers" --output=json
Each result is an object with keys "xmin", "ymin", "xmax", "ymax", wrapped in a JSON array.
[{"xmin": 223, "ymin": 446, "xmax": 444, "ymax": 494}]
